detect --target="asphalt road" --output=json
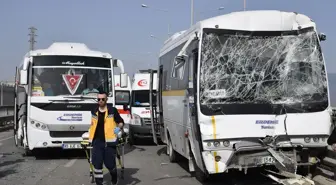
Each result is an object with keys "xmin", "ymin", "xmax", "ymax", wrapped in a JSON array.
[{"xmin": 0, "ymin": 130, "xmax": 278, "ymax": 185}]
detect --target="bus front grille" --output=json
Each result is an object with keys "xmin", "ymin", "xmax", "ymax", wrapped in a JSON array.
[{"xmin": 50, "ymin": 131, "xmax": 86, "ymax": 138}]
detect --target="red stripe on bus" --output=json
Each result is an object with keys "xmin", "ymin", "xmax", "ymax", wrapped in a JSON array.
[{"xmin": 117, "ymin": 109, "xmax": 130, "ymax": 114}]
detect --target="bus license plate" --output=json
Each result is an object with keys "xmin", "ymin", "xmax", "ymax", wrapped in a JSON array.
[
  {"xmin": 260, "ymin": 156, "xmax": 275, "ymax": 164},
  {"xmin": 62, "ymin": 143, "xmax": 82, "ymax": 149}
]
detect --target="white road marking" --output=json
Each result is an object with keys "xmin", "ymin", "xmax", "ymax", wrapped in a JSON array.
[
  {"xmin": 64, "ymin": 159, "xmax": 77, "ymax": 167},
  {"xmin": 0, "ymin": 143, "xmax": 2, "ymax": 146},
  {"xmin": 0, "ymin": 136, "xmax": 13, "ymax": 142}
]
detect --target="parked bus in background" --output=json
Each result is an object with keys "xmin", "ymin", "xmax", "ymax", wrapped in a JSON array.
[
  {"xmin": 114, "ymin": 74, "xmax": 132, "ymax": 125},
  {"xmin": 13, "ymin": 42, "xmax": 128, "ymax": 156},
  {"xmin": 128, "ymin": 69, "xmax": 158, "ymax": 144}
]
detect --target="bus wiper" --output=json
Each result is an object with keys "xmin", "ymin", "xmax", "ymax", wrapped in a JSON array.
[
  {"xmin": 63, "ymin": 95, "xmax": 98, "ymax": 102},
  {"xmin": 40, "ymin": 99, "xmax": 83, "ymax": 109}
]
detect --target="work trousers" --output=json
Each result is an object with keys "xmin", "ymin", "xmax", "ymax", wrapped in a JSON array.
[{"xmin": 92, "ymin": 139, "xmax": 117, "ymax": 185}]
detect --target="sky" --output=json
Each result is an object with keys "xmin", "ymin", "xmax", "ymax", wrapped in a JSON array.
[{"xmin": 0, "ymin": 0, "xmax": 335, "ymax": 81}]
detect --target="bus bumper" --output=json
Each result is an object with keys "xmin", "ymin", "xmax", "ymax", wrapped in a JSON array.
[
  {"xmin": 202, "ymin": 150, "xmax": 233, "ymax": 174},
  {"xmin": 28, "ymin": 129, "xmax": 85, "ymax": 150},
  {"xmin": 129, "ymin": 124, "xmax": 156, "ymax": 138}
]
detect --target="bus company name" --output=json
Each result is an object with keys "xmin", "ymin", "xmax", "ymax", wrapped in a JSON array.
[
  {"xmin": 138, "ymin": 79, "xmax": 147, "ymax": 87},
  {"xmin": 61, "ymin": 61, "xmax": 85, "ymax": 66},
  {"xmin": 57, "ymin": 113, "xmax": 83, "ymax": 121},
  {"xmin": 141, "ymin": 110, "xmax": 151, "ymax": 114},
  {"xmin": 256, "ymin": 120, "xmax": 278, "ymax": 130}
]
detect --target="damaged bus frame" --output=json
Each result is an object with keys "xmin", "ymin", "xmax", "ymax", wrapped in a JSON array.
[{"xmin": 149, "ymin": 10, "xmax": 330, "ymax": 183}]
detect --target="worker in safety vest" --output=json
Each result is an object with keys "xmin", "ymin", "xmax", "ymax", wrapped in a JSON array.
[{"xmin": 88, "ymin": 91, "xmax": 124, "ymax": 185}]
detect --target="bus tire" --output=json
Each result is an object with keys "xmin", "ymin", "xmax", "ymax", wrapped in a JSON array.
[
  {"xmin": 167, "ymin": 136, "xmax": 177, "ymax": 162},
  {"xmin": 128, "ymin": 132, "xmax": 136, "ymax": 146},
  {"xmin": 191, "ymin": 151, "xmax": 209, "ymax": 182},
  {"xmin": 22, "ymin": 145, "xmax": 33, "ymax": 156}
]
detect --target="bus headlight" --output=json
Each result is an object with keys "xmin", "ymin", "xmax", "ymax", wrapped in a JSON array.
[
  {"xmin": 223, "ymin": 140, "xmax": 230, "ymax": 147},
  {"xmin": 131, "ymin": 114, "xmax": 142, "ymax": 125},
  {"xmin": 213, "ymin": 141, "xmax": 220, "ymax": 147},
  {"xmin": 31, "ymin": 120, "xmax": 48, "ymax": 131},
  {"xmin": 304, "ymin": 137, "xmax": 311, "ymax": 143}
]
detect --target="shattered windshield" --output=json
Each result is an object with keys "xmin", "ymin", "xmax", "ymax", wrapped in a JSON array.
[{"xmin": 199, "ymin": 27, "xmax": 328, "ymax": 114}]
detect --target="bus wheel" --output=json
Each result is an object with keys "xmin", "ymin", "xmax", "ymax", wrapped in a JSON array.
[
  {"xmin": 191, "ymin": 151, "xmax": 209, "ymax": 182},
  {"xmin": 13, "ymin": 129, "xmax": 18, "ymax": 147},
  {"xmin": 22, "ymin": 146, "xmax": 33, "ymax": 156},
  {"xmin": 128, "ymin": 132, "xmax": 136, "ymax": 146},
  {"xmin": 167, "ymin": 136, "xmax": 177, "ymax": 162}
]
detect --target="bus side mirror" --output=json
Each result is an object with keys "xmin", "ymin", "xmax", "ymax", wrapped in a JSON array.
[
  {"xmin": 175, "ymin": 54, "xmax": 187, "ymax": 63},
  {"xmin": 20, "ymin": 70, "xmax": 28, "ymax": 85},
  {"xmin": 319, "ymin": 33, "xmax": 326, "ymax": 41},
  {"xmin": 120, "ymin": 73, "xmax": 128, "ymax": 88}
]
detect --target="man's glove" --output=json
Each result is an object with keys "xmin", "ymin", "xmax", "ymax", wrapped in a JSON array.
[
  {"xmin": 114, "ymin": 127, "xmax": 121, "ymax": 135},
  {"xmin": 332, "ymin": 143, "xmax": 336, "ymax": 151}
]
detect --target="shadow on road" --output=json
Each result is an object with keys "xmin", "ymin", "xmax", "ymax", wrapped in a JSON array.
[
  {"xmin": 0, "ymin": 159, "xmax": 25, "ymax": 179},
  {"xmin": 131, "ymin": 137, "xmax": 157, "ymax": 146},
  {"xmin": 154, "ymin": 147, "xmax": 277, "ymax": 185},
  {"xmin": 33, "ymin": 144, "xmax": 138, "ymax": 160},
  {"xmin": 103, "ymin": 168, "xmax": 141, "ymax": 185}
]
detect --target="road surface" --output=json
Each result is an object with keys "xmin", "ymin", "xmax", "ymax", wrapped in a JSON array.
[{"xmin": 0, "ymin": 130, "xmax": 278, "ymax": 185}]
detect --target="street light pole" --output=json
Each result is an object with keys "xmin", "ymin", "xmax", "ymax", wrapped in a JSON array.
[
  {"xmin": 244, "ymin": 0, "xmax": 246, "ymax": 11},
  {"xmin": 191, "ymin": 0, "xmax": 194, "ymax": 26},
  {"xmin": 196, "ymin": 7, "xmax": 225, "ymax": 22}
]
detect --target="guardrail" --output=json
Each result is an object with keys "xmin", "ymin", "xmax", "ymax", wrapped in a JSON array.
[{"xmin": 0, "ymin": 105, "xmax": 14, "ymax": 131}]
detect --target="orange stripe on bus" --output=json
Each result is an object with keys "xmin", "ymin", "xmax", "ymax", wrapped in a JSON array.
[{"xmin": 117, "ymin": 109, "xmax": 130, "ymax": 114}]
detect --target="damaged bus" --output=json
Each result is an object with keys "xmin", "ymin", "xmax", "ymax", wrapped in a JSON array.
[{"xmin": 149, "ymin": 10, "xmax": 330, "ymax": 182}]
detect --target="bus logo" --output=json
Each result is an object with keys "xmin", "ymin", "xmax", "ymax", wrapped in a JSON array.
[
  {"xmin": 62, "ymin": 74, "xmax": 83, "ymax": 95},
  {"xmin": 138, "ymin": 79, "xmax": 147, "ymax": 87}
]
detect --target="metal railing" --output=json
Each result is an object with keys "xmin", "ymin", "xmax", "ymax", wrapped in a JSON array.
[
  {"xmin": 0, "ymin": 81, "xmax": 15, "ymax": 129},
  {"xmin": 0, "ymin": 105, "xmax": 14, "ymax": 128}
]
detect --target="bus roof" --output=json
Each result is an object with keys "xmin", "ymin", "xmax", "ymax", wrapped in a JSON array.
[
  {"xmin": 131, "ymin": 72, "xmax": 157, "ymax": 91},
  {"xmin": 160, "ymin": 10, "xmax": 315, "ymax": 56},
  {"xmin": 26, "ymin": 42, "xmax": 112, "ymax": 59}
]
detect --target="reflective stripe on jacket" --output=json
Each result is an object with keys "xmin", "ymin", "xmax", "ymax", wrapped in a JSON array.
[{"xmin": 88, "ymin": 106, "xmax": 118, "ymax": 143}]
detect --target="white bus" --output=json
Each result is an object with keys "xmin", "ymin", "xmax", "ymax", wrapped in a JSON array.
[
  {"xmin": 114, "ymin": 75, "xmax": 132, "ymax": 125},
  {"xmin": 128, "ymin": 70, "xmax": 158, "ymax": 144},
  {"xmin": 13, "ymin": 42, "xmax": 128, "ymax": 155},
  {"xmin": 149, "ymin": 10, "xmax": 330, "ymax": 182}
]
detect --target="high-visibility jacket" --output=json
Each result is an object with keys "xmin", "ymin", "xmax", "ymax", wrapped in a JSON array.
[{"xmin": 88, "ymin": 106, "xmax": 124, "ymax": 144}]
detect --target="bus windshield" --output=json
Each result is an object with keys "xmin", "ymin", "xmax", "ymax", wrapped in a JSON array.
[
  {"xmin": 115, "ymin": 90, "xmax": 130, "ymax": 105},
  {"xmin": 199, "ymin": 27, "xmax": 328, "ymax": 113},
  {"xmin": 31, "ymin": 55, "xmax": 113, "ymax": 97}
]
